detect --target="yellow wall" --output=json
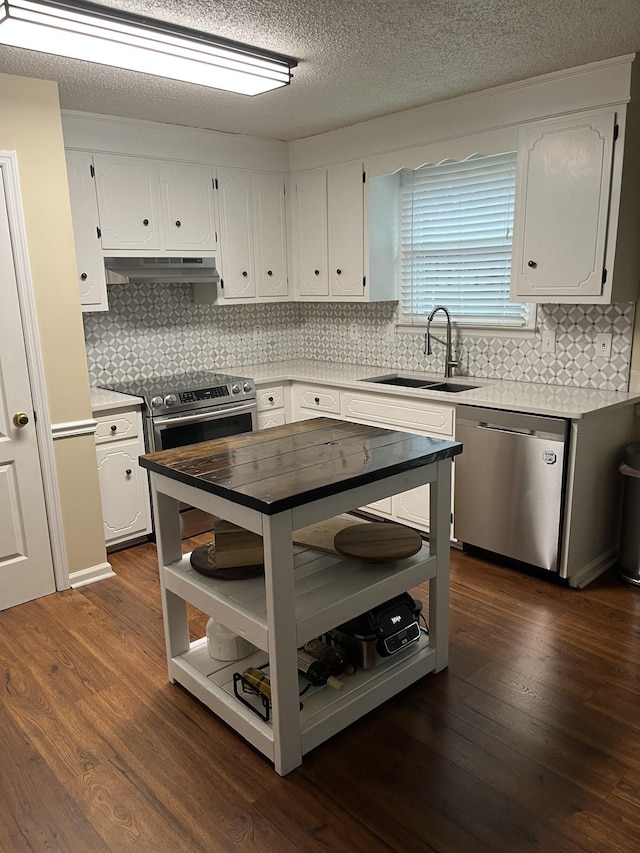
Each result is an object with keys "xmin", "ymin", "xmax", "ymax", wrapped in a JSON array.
[{"xmin": 0, "ymin": 73, "xmax": 106, "ymax": 579}]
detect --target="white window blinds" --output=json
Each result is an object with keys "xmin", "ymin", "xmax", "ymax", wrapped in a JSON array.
[{"xmin": 399, "ymin": 152, "xmax": 531, "ymax": 327}]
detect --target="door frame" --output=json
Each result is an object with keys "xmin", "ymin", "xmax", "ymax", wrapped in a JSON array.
[{"xmin": 1, "ymin": 151, "xmax": 69, "ymax": 590}]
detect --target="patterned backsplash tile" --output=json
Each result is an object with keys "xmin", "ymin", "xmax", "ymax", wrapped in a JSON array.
[{"xmin": 83, "ymin": 284, "xmax": 635, "ymax": 391}]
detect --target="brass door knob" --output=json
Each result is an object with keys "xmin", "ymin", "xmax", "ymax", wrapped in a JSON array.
[{"xmin": 13, "ymin": 412, "xmax": 29, "ymax": 427}]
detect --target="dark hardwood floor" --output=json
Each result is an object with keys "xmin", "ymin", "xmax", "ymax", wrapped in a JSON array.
[{"xmin": 1, "ymin": 537, "xmax": 640, "ymax": 852}]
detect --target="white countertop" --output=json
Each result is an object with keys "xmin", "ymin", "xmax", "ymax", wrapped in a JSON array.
[
  {"xmin": 240, "ymin": 359, "xmax": 640, "ymax": 419},
  {"xmin": 90, "ymin": 387, "xmax": 144, "ymax": 413}
]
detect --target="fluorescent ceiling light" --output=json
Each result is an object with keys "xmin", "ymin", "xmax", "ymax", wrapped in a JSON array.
[{"xmin": 0, "ymin": 0, "xmax": 297, "ymax": 95}]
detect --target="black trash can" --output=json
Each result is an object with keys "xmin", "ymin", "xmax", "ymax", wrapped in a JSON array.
[{"xmin": 620, "ymin": 442, "xmax": 640, "ymax": 586}]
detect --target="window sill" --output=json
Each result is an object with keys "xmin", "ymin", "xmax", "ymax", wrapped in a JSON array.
[{"xmin": 395, "ymin": 323, "xmax": 538, "ymax": 340}]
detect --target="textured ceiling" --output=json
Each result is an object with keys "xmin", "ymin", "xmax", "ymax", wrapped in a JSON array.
[{"xmin": 1, "ymin": 0, "xmax": 640, "ymax": 141}]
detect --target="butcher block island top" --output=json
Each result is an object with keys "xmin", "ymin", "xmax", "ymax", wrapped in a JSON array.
[
  {"xmin": 139, "ymin": 417, "xmax": 462, "ymax": 514},
  {"xmin": 140, "ymin": 418, "xmax": 461, "ymax": 776}
]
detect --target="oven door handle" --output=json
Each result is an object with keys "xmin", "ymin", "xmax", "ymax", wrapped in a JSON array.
[{"xmin": 153, "ymin": 402, "xmax": 257, "ymax": 428}]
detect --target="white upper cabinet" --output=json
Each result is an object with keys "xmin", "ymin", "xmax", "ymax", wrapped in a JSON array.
[
  {"xmin": 511, "ymin": 108, "xmax": 640, "ymax": 304},
  {"xmin": 216, "ymin": 168, "xmax": 255, "ymax": 300},
  {"xmin": 93, "ymin": 154, "xmax": 162, "ymax": 251},
  {"xmin": 293, "ymin": 162, "xmax": 395, "ymax": 302},
  {"xmin": 65, "ymin": 150, "xmax": 108, "ymax": 312},
  {"xmin": 293, "ymin": 169, "xmax": 329, "ymax": 297},
  {"xmin": 252, "ymin": 172, "xmax": 288, "ymax": 298},
  {"xmin": 213, "ymin": 168, "xmax": 289, "ymax": 304},
  {"xmin": 92, "ymin": 153, "xmax": 217, "ymax": 257},
  {"xmin": 328, "ymin": 162, "xmax": 365, "ymax": 298},
  {"xmin": 159, "ymin": 162, "xmax": 217, "ymax": 252}
]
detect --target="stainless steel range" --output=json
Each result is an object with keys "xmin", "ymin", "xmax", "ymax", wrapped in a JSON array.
[{"xmin": 101, "ymin": 370, "xmax": 257, "ymax": 536}]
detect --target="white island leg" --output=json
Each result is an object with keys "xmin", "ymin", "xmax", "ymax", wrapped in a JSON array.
[
  {"xmin": 262, "ymin": 510, "xmax": 303, "ymax": 775},
  {"xmin": 429, "ymin": 458, "xmax": 451, "ymax": 672}
]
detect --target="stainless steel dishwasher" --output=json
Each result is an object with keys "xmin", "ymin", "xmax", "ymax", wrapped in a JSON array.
[{"xmin": 454, "ymin": 406, "xmax": 570, "ymax": 573}]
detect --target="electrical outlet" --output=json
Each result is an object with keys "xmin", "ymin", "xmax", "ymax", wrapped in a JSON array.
[
  {"xmin": 253, "ymin": 328, "xmax": 263, "ymax": 342},
  {"xmin": 595, "ymin": 333, "xmax": 612, "ymax": 358},
  {"xmin": 541, "ymin": 330, "xmax": 556, "ymax": 353},
  {"xmin": 348, "ymin": 325, "xmax": 359, "ymax": 341},
  {"xmin": 385, "ymin": 325, "xmax": 396, "ymax": 344}
]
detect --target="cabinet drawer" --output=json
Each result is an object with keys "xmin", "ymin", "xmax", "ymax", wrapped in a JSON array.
[
  {"xmin": 94, "ymin": 410, "xmax": 140, "ymax": 444},
  {"xmin": 257, "ymin": 410, "xmax": 286, "ymax": 429},
  {"xmin": 257, "ymin": 385, "xmax": 285, "ymax": 411},
  {"xmin": 342, "ymin": 391, "xmax": 454, "ymax": 437},
  {"xmin": 295, "ymin": 385, "xmax": 341, "ymax": 414}
]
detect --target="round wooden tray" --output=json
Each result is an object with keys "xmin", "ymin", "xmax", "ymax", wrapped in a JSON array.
[{"xmin": 333, "ymin": 522, "xmax": 422, "ymax": 563}]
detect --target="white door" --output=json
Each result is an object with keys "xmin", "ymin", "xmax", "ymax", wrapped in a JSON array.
[{"xmin": 0, "ymin": 169, "xmax": 55, "ymax": 610}]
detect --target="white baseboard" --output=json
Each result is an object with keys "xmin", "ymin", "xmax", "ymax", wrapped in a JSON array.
[
  {"xmin": 567, "ymin": 547, "xmax": 618, "ymax": 589},
  {"xmin": 69, "ymin": 561, "xmax": 115, "ymax": 588}
]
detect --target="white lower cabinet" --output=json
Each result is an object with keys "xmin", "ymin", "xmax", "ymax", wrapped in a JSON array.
[
  {"xmin": 289, "ymin": 383, "xmax": 455, "ymax": 533},
  {"xmin": 291, "ymin": 384, "xmax": 342, "ymax": 420},
  {"xmin": 340, "ymin": 390, "xmax": 455, "ymax": 532},
  {"xmin": 256, "ymin": 384, "xmax": 288, "ymax": 429},
  {"xmin": 394, "ymin": 485, "xmax": 431, "ymax": 531},
  {"xmin": 94, "ymin": 407, "xmax": 151, "ymax": 548}
]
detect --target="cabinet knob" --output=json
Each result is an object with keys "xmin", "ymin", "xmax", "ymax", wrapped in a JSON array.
[
  {"xmin": 175, "ymin": 220, "xmax": 181, "ymax": 227},
  {"xmin": 80, "ymin": 272, "xmax": 88, "ymax": 280},
  {"xmin": 314, "ymin": 269, "xmax": 320, "ymax": 276},
  {"xmin": 110, "ymin": 424, "xmax": 117, "ymax": 432},
  {"xmin": 268, "ymin": 396, "xmax": 274, "ymax": 403},
  {"xmin": 267, "ymin": 269, "xmax": 273, "ymax": 276},
  {"xmin": 336, "ymin": 268, "xmax": 342, "ymax": 275},
  {"xmin": 125, "ymin": 469, "xmax": 132, "ymax": 476},
  {"xmin": 143, "ymin": 218, "xmax": 149, "ymax": 226},
  {"xmin": 242, "ymin": 270, "xmax": 248, "ymax": 277},
  {"xmin": 314, "ymin": 396, "xmax": 320, "ymax": 404},
  {"xmin": 527, "ymin": 260, "xmax": 537, "ymax": 268}
]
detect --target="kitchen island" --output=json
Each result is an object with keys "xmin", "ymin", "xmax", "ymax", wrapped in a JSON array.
[{"xmin": 140, "ymin": 417, "xmax": 461, "ymax": 775}]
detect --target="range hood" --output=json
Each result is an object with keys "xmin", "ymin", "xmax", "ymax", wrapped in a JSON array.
[{"xmin": 104, "ymin": 256, "xmax": 219, "ymax": 283}]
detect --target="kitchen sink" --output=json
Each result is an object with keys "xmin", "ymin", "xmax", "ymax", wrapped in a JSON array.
[
  {"xmin": 362, "ymin": 374, "xmax": 478, "ymax": 393},
  {"xmin": 426, "ymin": 382, "xmax": 479, "ymax": 393},
  {"xmin": 362, "ymin": 374, "xmax": 442, "ymax": 388}
]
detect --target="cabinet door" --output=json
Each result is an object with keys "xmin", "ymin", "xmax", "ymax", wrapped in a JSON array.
[
  {"xmin": 328, "ymin": 162, "xmax": 364, "ymax": 298},
  {"xmin": 394, "ymin": 485, "xmax": 431, "ymax": 532},
  {"xmin": 65, "ymin": 151, "xmax": 108, "ymax": 311},
  {"xmin": 96, "ymin": 439, "xmax": 151, "ymax": 546},
  {"xmin": 293, "ymin": 170, "xmax": 328, "ymax": 297},
  {"xmin": 159, "ymin": 162, "xmax": 217, "ymax": 252},
  {"xmin": 93, "ymin": 154, "xmax": 162, "ymax": 250},
  {"xmin": 217, "ymin": 169, "xmax": 255, "ymax": 299},
  {"xmin": 252, "ymin": 172, "xmax": 288, "ymax": 297},
  {"xmin": 511, "ymin": 112, "xmax": 615, "ymax": 300}
]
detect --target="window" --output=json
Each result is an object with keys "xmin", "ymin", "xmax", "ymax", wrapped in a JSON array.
[{"xmin": 399, "ymin": 152, "xmax": 532, "ymax": 328}]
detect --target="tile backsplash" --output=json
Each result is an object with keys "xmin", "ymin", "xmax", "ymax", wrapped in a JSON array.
[{"xmin": 83, "ymin": 284, "xmax": 635, "ymax": 391}]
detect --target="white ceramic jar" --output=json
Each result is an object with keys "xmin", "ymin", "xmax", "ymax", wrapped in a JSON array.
[{"xmin": 206, "ymin": 618, "xmax": 256, "ymax": 661}]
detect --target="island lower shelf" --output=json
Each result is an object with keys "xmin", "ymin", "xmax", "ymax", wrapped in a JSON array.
[
  {"xmin": 163, "ymin": 542, "xmax": 436, "ymax": 652},
  {"xmin": 170, "ymin": 633, "xmax": 435, "ymax": 760}
]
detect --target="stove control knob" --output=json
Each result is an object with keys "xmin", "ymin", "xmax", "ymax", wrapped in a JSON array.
[
  {"xmin": 150, "ymin": 396, "xmax": 164, "ymax": 409},
  {"xmin": 231, "ymin": 383, "xmax": 241, "ymax": 394},
  {"xmin": 164, "ymin": 394, "xmax": 177, "ymax": 407},
  {"xmin": 243, "ymin": 382, "xmax": 253, "ymax": 393}
]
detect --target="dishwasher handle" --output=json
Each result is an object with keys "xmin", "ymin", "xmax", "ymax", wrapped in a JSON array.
[{"xmin": 478, "ymin": 423, "xmax": 535, "ymax": 436}]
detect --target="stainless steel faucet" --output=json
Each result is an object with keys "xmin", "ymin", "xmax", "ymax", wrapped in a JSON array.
[{"xmin": 424, "ymin": 306, "xmax": 459, "ymax": 378}]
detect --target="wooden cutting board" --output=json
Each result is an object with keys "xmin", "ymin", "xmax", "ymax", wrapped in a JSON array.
[
  {"xmin": 333, "ymin": 522, "xmax": 423, "ymax": 563},
  {"xmin": 190, "ymin": 519, "xmax": 264, "ymax": 578},
  {"xmin": 293, "ymin": 516, "xmax": 363, "ymax": 554}
]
